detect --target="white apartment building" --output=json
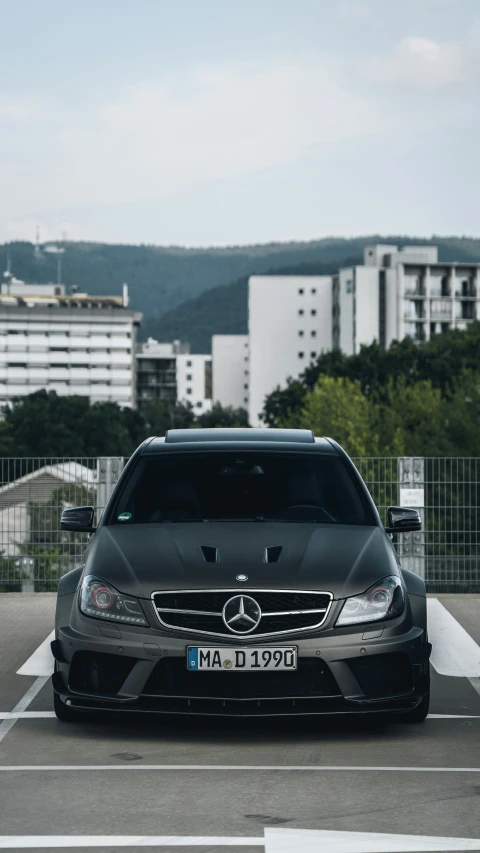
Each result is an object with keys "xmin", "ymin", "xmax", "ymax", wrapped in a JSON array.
[
  {"xmin": 335, "ymin": 245, "xmax": 480, "ymax": 353},
  {"xmin": 176, "ymin": 353, "xmax": 212, "ymax": 415},
  {"xmin": 212, "ymin": 334, "xmax": 249, "ymax": 410},
  {"xmin": 248, "ymin": 276, "xmax": 333, "ymax": 427},
  {"xmin": 136, "ymin": 339, "xmax": 189, "ymax": 406},
  {"xmin": 0, "ymin": 290, "xmax": 142, "ymax": 408}
]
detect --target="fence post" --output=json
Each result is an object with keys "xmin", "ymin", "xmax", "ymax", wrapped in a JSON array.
[
  {"xmin": 15, "ymin": 556, "xmax": 35, "ymax": 593},
  {"xmin": 397, "ymin": 457, "xmax": 426, "ymax": 579},
  {"xmin": 96, "ymin": 458, "xmax": 124, "ymax": 521}
]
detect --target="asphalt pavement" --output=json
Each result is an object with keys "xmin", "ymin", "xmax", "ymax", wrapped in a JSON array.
[{"xmin": 0, "ymin": 593, "xmax": 479, "ymax": 853}]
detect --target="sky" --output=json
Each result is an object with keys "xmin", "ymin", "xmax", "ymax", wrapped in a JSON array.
[{"xmin": 0, "ymin": 0, "xmax": 479, "ymax": 247}]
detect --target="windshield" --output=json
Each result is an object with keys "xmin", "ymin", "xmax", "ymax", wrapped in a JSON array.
[{"xmin": 110, "ymin": 451, "xmax": 374, "ymax": 526}]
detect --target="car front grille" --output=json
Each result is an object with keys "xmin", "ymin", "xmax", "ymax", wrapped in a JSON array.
[
  {"xmin": 142, "ymin": 657, "xmax": 341, "ymax": 699},
  {"xmin": 151, "ymin": 589, "xmax": 333, "ymax": 638}
]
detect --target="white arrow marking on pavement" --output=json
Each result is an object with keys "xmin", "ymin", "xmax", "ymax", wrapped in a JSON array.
[
  {"xmin": 16, "ymin": 630, "xmax": 54, "ymax": 676},
  {"xmin": 428, "ymin": 599, "xmax": 480, "ymax": 696},
  {"xmin": 1, "ymin": 830, "xmax": 480, "ymax": 850},
  {"xmin": 264, "ymin": 827, "xmax": 480, "ymax": 852}
]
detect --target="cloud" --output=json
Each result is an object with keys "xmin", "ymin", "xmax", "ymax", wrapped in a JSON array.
[
  {"xmin": 0, "ymin": 61, "xmax": 387, "ymax": 217},
  {"xmin": 358, "ymin": 35, "xmax": 470, "ymax": 90},
  {"xmin": 0, "ymin": 96, "xmax": 31, "ymax": 121}
]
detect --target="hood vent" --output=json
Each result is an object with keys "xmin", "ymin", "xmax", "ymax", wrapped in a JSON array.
[
  {"xmin": 200, "ymin": 545, "xmax": 219, "ymax": 563},
  {"xmin": 264, "ymin": 545, "xmax": 282, "ymax": 564}
]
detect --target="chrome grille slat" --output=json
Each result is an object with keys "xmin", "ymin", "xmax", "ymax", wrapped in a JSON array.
[{"xmin": 151, "ymin": 589, "xmax": 333, "ymax": 639}]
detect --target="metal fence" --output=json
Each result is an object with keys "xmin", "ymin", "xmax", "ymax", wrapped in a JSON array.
[{"xmin": 0, "ymin": 456, "xmax": 478, "ymax": 593}]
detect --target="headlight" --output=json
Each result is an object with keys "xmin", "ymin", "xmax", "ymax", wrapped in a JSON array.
[
  {"xmin": 336, "ymin": 575, "xmax": 405, "ymax": 627},
  {"xmin": 79, "ymin": 575, "xmax": 148, "ymax": 626}
]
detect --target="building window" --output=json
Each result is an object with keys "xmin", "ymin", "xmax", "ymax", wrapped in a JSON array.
[
  {"xmin": 346, "ymin": 279, "xmax": 353, "ymax": 294},
  {"xmin": 298, "ymin": 309, "xmax": 304, "ymax": 316},
  {"xmin": 244, "ymin": 397, "xmax": 248, "ymax": 404},
  {"xmin": 196, "ymin": 402, "xmax": 202, "ymax": 408},
  {"xmin": 311, "ymin": 288, "xmax": 316, "ymax": 295},
  {"xmin": 298, "ymin": 352, "xmax": 304, "ymax": 359},
  {"xmin": 311, "ymin": 309, "xmax": 316, "ymax": 316},
  {"xmin": 310, "ymin": 352, "xmax": 317, "ymax": 358},
  {"xmin": 186, "ymin": 373, "xmax": 192, "ymax": 380},
  {"xmin": 311, "ymin": 330, "xmax": 317, "ymax": 337},
  {"xmin": 186, "ymin": 360, "xmax": 192, "ymax": 367},
  {"xmin": 298, "ymin": 288, "xmax": 304, "ymax": 295},
  {"xmin": 186, "ymin": 388, "xmax": 192, "ymax": 394},
  {"xmin": 244, "ymin": 383, "xmax": 248, "ymax": 389},
  {"xmin": 298, "ymin": 330, "xmax": 304, "ymax": 337}
]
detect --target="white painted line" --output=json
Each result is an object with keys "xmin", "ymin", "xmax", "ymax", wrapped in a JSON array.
[
  {"xmin": 427, "ymin": 713, "xmax": 480, "ymax": 719},
  {"xmin": 428, "ymin": 598, "xmax": 480, "ymax": 678},
  {"xmin": 16, "ymin": 630, "xmax": 55, "ymax": 676},
  {"xmin": 265, "ymin": 827, "xmax": 480, "ymax": 852},
  {"xmin": 0, "ymin": 837, "xmax": 263, "ymax": 849},
  {"xmin": 1, "ymin": 711, "xmax": 478, "ymax": 721},
  {"xmin": 0, "ymin": 764, "xmax": 478, "ymax": 772},
  {"xmin": 0, "ymin": 712, "xmax": 55, "ymax": 720},
  {"xmin": 0, "ymin": 677, "xmax": 49, "ymax": 745}
]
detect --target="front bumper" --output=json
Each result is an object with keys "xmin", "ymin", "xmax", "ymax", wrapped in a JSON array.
[{"xmin": 53, "ymin": 590, "xmax": 431, "ymax": 717}]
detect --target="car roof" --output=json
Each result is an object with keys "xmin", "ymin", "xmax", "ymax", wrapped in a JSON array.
[{"xmin": 144, "ymin": 429, "xmax": 338, "ymax": 454}]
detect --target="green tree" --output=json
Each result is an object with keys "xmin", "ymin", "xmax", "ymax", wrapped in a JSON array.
[
  {"xmin": 196, "ymin": 404, "xmax": 249, "ymax": 428},
  {"xmin": 297, "ymin": 376, "xmax": 380, "ymax": 456},
  {"xmin": 140, "ymin": 400, "xmax": 195, "ymax": 436}
]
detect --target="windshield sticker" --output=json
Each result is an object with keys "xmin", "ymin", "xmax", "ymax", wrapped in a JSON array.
[{"xmin": 117, "ymin": 512, "xmax": 132, "ymax": 521}]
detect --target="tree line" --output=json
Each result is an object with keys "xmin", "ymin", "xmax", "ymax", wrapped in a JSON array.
[
  {"xmin": 0, "ymin": 391, "xmax": 247, "ymax": 459},
  {"xmin": 261, "ymin": 321, "xmax": 480, "ymax": 456}
]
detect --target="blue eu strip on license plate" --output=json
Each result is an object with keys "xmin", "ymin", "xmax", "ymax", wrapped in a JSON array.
[
  {"xmin": 187, "ymin": 647, "xmax": 199, "ymax": 670},
  {"xmin": 187, "ymin": 646, "xmax": 297, "ymax": 671}
]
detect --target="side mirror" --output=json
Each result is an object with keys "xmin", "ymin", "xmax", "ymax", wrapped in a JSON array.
[
  {"xmin": 61, "ymin": 506, "xmax": 95, "ymax": 533},
  {"xmin": 386, "ymin": 506, "xmax": 422, "ymax": 534}
]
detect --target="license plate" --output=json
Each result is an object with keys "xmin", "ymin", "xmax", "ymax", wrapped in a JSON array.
[{"xmin": 187, "ymin": 646, "xmax": 297, "ymax": 671}]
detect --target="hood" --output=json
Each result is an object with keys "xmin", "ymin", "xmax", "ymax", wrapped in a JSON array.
[{"xmin": 84, "ymin": 521, "xmax": 399, "ymax": 600}]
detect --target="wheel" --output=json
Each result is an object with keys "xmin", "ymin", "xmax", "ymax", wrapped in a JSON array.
[{"xmin": 53, "ymin": 690, "xmax": 81, "ymax": 722}]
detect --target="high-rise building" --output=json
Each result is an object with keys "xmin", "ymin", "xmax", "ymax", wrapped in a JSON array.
[
  {"xmin": 176, "ymin": 353, "xmax": 213, "ymax": 415},
  {"xmin": 0, "ymin": 287, "xmax": 142, "ymax": 408},
  {"xmin": 136, "ymin": 339, "xmax": 189, "ymax": 406},
  {"xmin": 212, "ymin": 335, "xmax": 249, "ymax": 410},
  {"xmin": 334, "ymin": 245, "xmax": 480, "ymax": 353},
  {"xmin": 239, "ymin": 244, "xmax": 480, "ymax": 426},
  {"xmin": 248, "ymin": 276, "xmax": 333, "ymax": 427}
]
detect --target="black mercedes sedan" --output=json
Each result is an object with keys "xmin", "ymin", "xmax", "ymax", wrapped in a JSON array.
[{"xmin": 52, "ymin": 428, "xmax": 431, "ymax": 722}]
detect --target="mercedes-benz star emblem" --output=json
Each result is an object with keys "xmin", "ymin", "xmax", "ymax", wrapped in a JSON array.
[{"xmin": 222, "ymin": 595, "xmax": 261, "ymax": 634}]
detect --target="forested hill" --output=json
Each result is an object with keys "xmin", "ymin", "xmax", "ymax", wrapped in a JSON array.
[
  {"xmin": 141, "ymin": 261, "xmax": 350, "ymax": 353},
  {"xmin": 2, "ymin": 237, "xmax": 480, "ymax": 348}
]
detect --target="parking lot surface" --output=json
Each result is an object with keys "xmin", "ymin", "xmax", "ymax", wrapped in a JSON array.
[{"xmin": 0, "ymin": 593, "xmax": 479, "ymax": 852}]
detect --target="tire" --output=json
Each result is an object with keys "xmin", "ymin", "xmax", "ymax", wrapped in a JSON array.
[{"xmin": 53, "ymin": 690, "xmax": 81, "ymax": 722}]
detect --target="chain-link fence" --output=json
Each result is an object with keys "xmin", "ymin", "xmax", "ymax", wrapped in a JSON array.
[
  {"xmin": 0, "ymin": 456, "xmax": 478, "ymax": 593},
  {"xmin": 353, "ymin": 457, "xmax": 479, "ymax": 593},
  {"xmin": 0, "ymin": 457, "xmax": 124, "ymax": 592}
]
